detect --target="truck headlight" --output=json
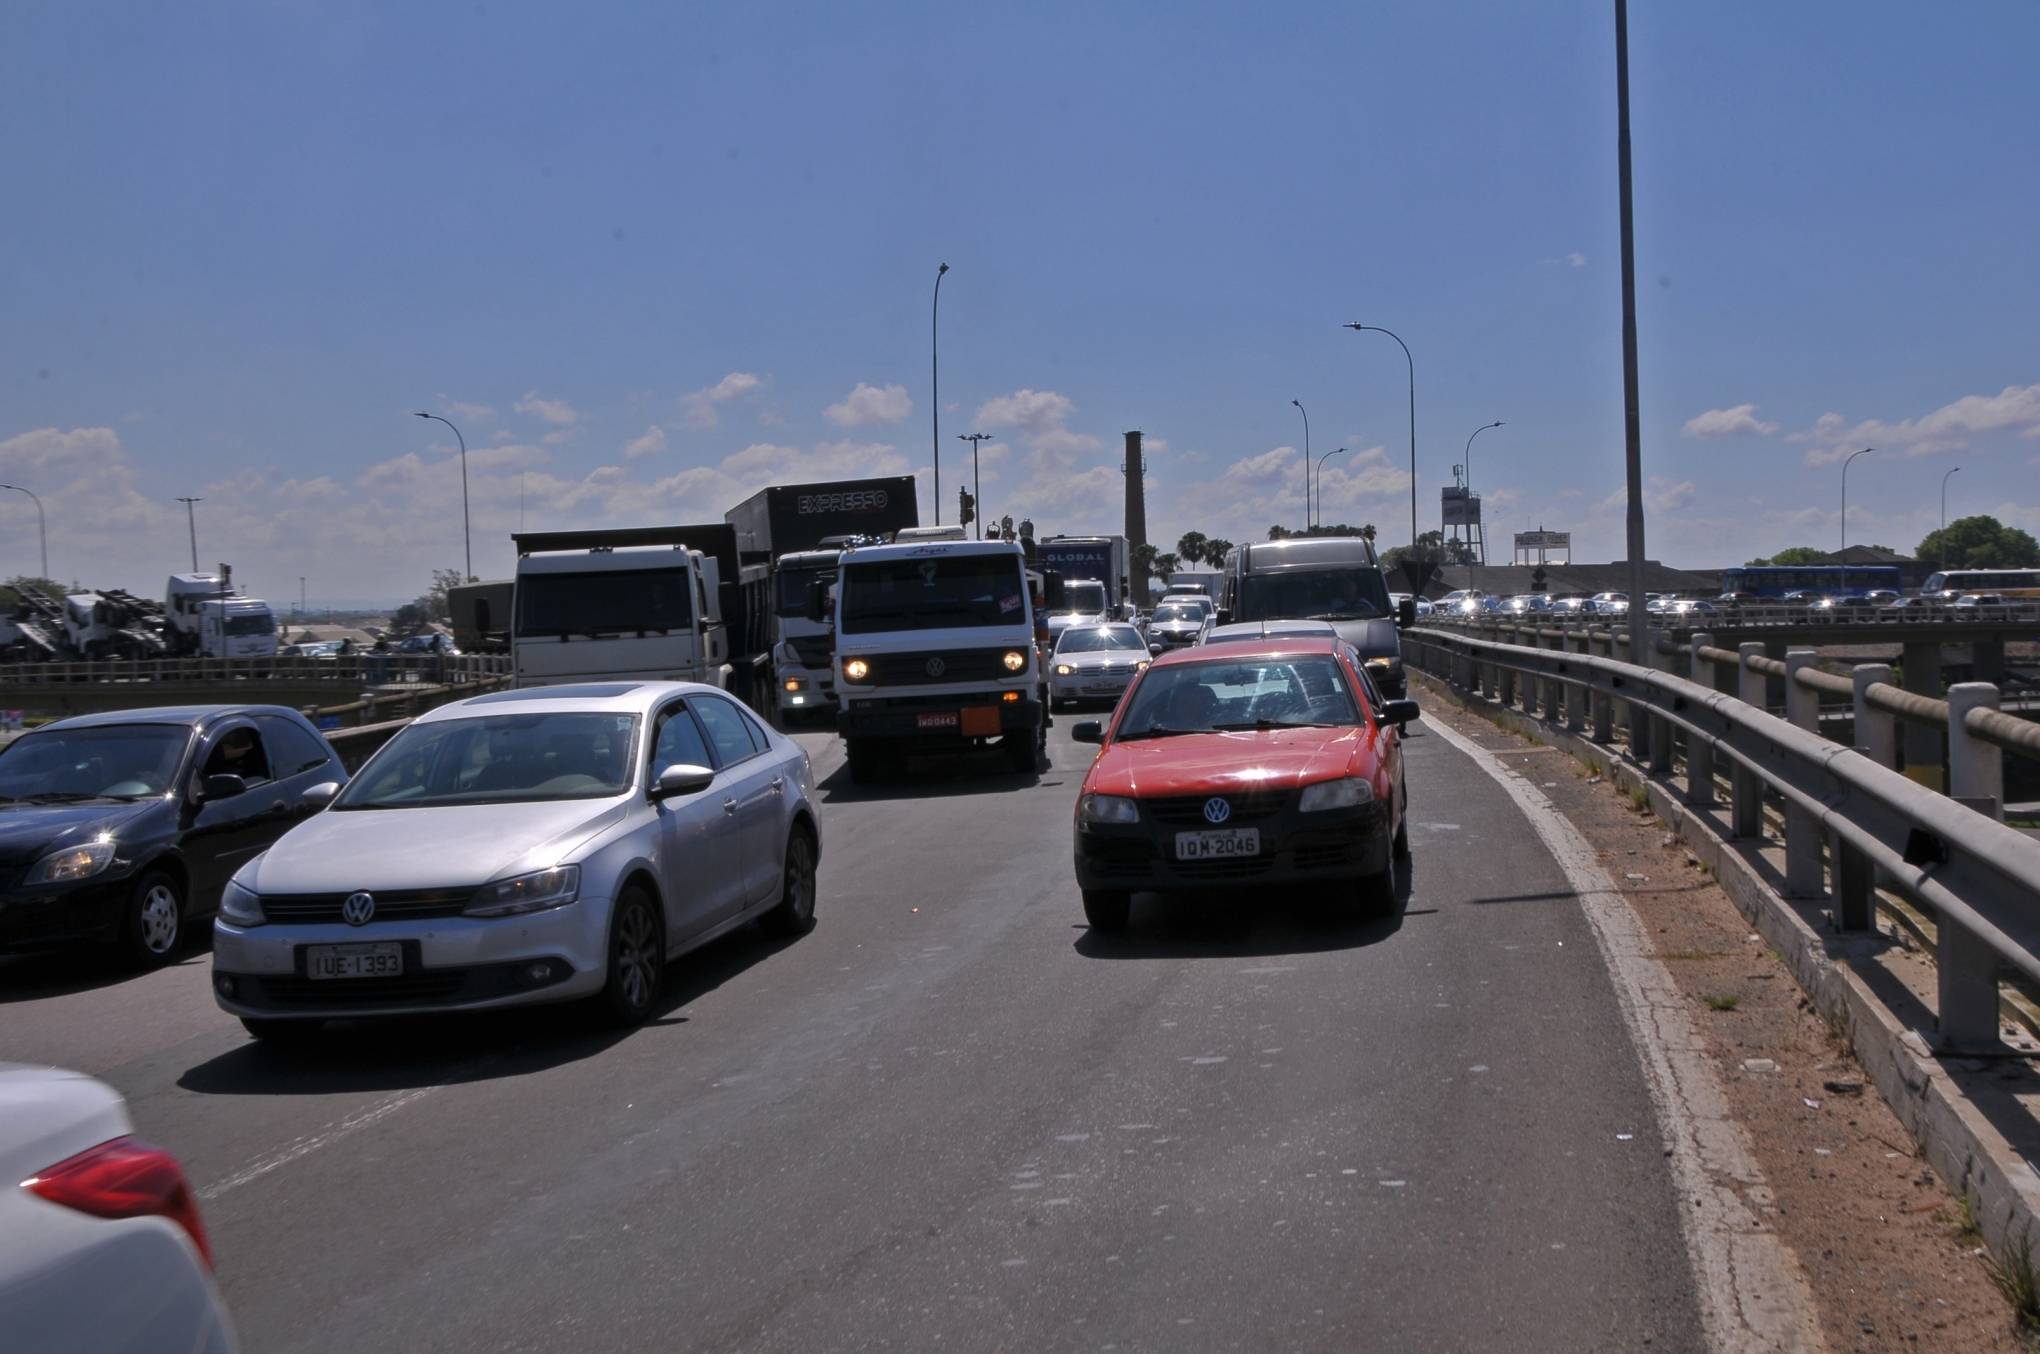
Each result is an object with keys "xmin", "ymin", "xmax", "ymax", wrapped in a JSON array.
[
  {"xmin": 465, "ymin": 865, "xmax": 581, "ymax": 918},
  {"xmin": 219, "ymin": 876, "xmax": 266, "ymax": 927},
  {"xmin": 26, "ymin": 839, "xmax": 116, "ymax": 885},
  {"xmin": 1298, "ymin": 777, "xmax": 1374, "ymax": 812},
  {"xmin": 1079, "ymin": 794, "xmax": 1139, "ymax": 824},
  {"xmin": 842, "ymin": 658, "xmax": 872, "ymax": 683},
  {"xmin": 1002, "ymin": 650, "xmax": 1028, "ymax": 673}
]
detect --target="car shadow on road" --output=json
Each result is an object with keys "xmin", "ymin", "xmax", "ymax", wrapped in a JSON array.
[
  {"xmin": 1071, "ymin": 858, "xmax": 1415, "ymax": 960},
  {"xmin": 173, "ymin": 922, "xmax": 806, "ymax": 1098},
  {"xmin": 816, "ymin": 748, "xmax": 1046, "ymax": 804},
  {"xmin": 0, "ymin": 942, "xmax": 212, "ymax": 1005}
]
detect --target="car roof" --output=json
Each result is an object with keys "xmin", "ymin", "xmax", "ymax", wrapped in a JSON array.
[
  {"xmin": 416, "ymin": 680, "xmax": 720, "ymax": 723},
  {"xmin": 1203, "ymin": 620, "xmax": 1336, "ymax": 641},
  {"xmin": 39, "ymin": 704, "xmax": 305, "ymax": 732},
  {"xmin": 1152, "ymin": 635, "xmax": 1342, "ymax": 666}
]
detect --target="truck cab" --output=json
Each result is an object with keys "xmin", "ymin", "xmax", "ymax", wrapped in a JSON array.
[
  {"xmin": 1045, "ymin": 578, "xmax": 1109, "ymax": 641},
  {"xmin": 512, "ymin": 541, "xmax": 730, "ymax": 689},
  {"xmin": 770, "ymin": 547, "xmax": 843, "ymax": 714},
  {"xmin": 825, "ymin": 539, "xmax": 1048, "ymax": 781},
  {"xmin": 1218, "ymin": 536, "xmax": 1410, "ymax": 696}
]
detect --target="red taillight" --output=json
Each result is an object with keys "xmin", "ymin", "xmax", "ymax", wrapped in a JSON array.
[{"xmin": 22, "ymin": 1135, "xmax": 214, "ymax": 1269}]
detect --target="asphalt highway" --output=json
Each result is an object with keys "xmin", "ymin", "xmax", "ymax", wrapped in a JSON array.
[{"xmin": 3, "ymin": 715, "xmax": 1704, "ymax": 1352}]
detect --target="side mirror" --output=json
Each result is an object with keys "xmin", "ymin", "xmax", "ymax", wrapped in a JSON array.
[
  {"xmin": 1071, "ymin": 720, "xmax": 1104, "ymax": 744},
  {"xmin": 804, "ymin": 578, "xmax": 830, "ymax": 624},
  {"xmin": 1214, "ymin": 608, "xmax": 1233, "ymax": 626},
  {"xmin": 1149, "ymin": 642, "xmax": 1164, "ymax": 655},
  {"xmin": 1382, "ymin": 699, "xmax": 1420, "ymax": 727},
  {"xmin": 1398, "ymin": 598, "xmax": 1417, "ymax": 628},
  {"xmin": 199, "ymin": 773, "xmax": 249, "ymax": 804},
  {"xmin": 652, "ymin": 763, "xmax": 717, "ymax": 799},
  {"xmin": 301, "ymin": 781, "xmax": 341, "ymax": 810}
]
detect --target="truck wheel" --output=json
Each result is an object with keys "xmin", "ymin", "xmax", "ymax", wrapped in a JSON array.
[
  {"xmin": 1005, "ymin": 730, "xmax": 1039, "ymax": 772},
  {"xmin": 846, "ymin": 738, "xmax": 878, "ymax": 785}
]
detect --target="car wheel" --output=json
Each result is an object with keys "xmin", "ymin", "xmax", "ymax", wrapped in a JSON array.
[
  {"xmin": 1082, "ymin": 889, "xmax": 1131, "ymax": 932},
  {"xmin": 846, "ymin": 737, "xmax": 877, "ymax": 785},
  {"xmin": 760, "ymin": 828, "xmax": 818, "ymax": 938},
  {"xmin": 1356, "ymin": 867, "xmax": 1397, "ymax": 917},
  {"xmin": 241, "ymin": 1016, "xmax": 324, "ymax": 1043},
  {"xmin": 1393, "ymin": 813, "xmax": 1410, "ymax": 860},
  {"xmin": 598, "ymin": 888, "xmax": 665, "ymax": 1028},
  {"xmin": 119, "ymin": 869, "xmax": 184, "ymax": 968}
]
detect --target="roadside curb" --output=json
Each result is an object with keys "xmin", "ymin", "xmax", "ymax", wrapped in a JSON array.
[{"xmin": 1412, "ymin": 671, "xmax": 2040, "ymax": 1274}]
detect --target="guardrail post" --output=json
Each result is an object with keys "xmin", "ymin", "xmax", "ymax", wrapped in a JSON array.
[
  {"xmin": 1947, "ymin": 682, "xmax": 2005, "ymax": 822},
  {"xmin": 1782, "ymin": 649, "xmax": 1825, "ymax": 896},
  {"xmin": 1539, "ymin": 630, "xmax": 1559, "ymax": 721},
  {"xmin": 1851, "ymin": 663, "xmax": 1898, "ymax": 770},
  {"xmin": 1938, "ymin": 921, "xmax": 2004, "ymax": 1052},
  {"xmin": 1731, "ymin": 645, "xmax": 1767, "ymax": 838},
  {"xmin": 1901, "ymin": 640, "xmax": 1944, "ymax": 790},
  {"xmin": 1590, "ymin": 630, "xmax": 1614, "ymax": 742},
  {"xmin": 1685, "ymin": 632, "xmax": 1715, "ymax": 806},
  {"xmin": 1647, "ymin": 627, "xmax": 1674, "ymax": 773},
  {"xmin": 1565, "ymin": 631, "xmax": 1586, "ymax": 734}
]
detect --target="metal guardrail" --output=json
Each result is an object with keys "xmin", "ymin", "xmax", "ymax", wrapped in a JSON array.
[
  {"xmin": 1403, "ymin": 625, "xmax": 2040, "ymax": 1050},
  {"xmin": 0, "ymin": 654, "xmax": 512, "ymax": 684},
  {"xmin": 1435, "ymin": 600, "xmax": 2040, "ymax": 628}
]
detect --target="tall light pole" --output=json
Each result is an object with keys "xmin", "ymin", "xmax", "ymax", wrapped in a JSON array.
[
  {"xmin": 1344, "ymin": 323, "xmax": 1417, "ymax": 579},
  {"xmin": 1839, "ymin": 446, "xmax": 1874, "ymax": 553},
  {"xmin": 958, "ymin": 434, "xmax": 992, "ymax": 539},
  {"xmin": 932, "ymin": 262, "xmax": 949, "ymax": 524},
  {"xmin": 1940, "ymin": 466, "xmax": 1962, "ymax": 564},
  {"xmin": 0, "ymin": 484, "xmax": 47, "ymax": 579},
  {"xmin": 415, "ymin": 412, "xmax": 471, "ymax": 580},
  {"xmin": 175, "ymin": 497, "xmax": 203, "ymax": 572},
  {"xmin": 1614, "ymin": 0, "xmax": 1648, "ymax": 669},
  {"xmin": 1291, "ymin": 399, "xmax": 1310, "ymax": 528},
  {"xmin": 1312, "ymin": 447, "xmax": 1347, "ymax": 530},
  {"xmin": 299, "ymin": 576, "xmax": 307, "ymax": 620},
  {"xmin": 1463, "ymin": 421, "xmax": 1502, "ymax": 564}
]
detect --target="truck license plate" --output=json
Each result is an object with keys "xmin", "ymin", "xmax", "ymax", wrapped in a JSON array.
[
  {"xmin": 916, "ymin": 712, "xmax": 959, "ymax": 731},
  {"xmin": 305, "ymin": 942, "xmax": 404, "ymax": 980},
  {"xmin": 1175, "ymin": 828, "xmax": 1261, "ymax": 860}
]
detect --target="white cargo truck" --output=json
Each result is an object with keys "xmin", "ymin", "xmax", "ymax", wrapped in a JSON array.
[
  {"xmin": 165, "ymin": 572, "xmax": 278, "ymax": 659},
  {"xmin": 511, "ymin": 526, "xmax": 739, "ymax": 690}
]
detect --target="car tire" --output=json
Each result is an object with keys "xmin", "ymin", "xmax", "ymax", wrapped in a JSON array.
[
  {"xmin": 241, "ymin": 1016, "xmax": 324, "ymax": 1043},
  {"xmin": 846, "ymin": 737, "xmax": 878, "ymax": 785},
  {"xmin": 118, "ymin": 868, "xmax": 185, "ymax": 968},
  {"xmin": 760, "ymin": 828, "xmax": 818, "ymax": 938},
  {"xmin": 1357, "ymin": 867, "xmax": 1397, "ymax": 917},
  {"xmin": 1082, "ymin": 889, "xmax": 1131, "ymax": 932},
  {"xmin": 598, "ymin": 887, "xmax": 665, "ymax": 1028},
  {"xmin": 1392, "ymin": 813, "xmax": 1410, "ymax": 860}
]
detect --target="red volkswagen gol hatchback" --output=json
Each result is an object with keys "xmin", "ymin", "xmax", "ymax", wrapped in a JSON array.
[{"xmin": 1069, "ymin": 636, "xmax": 1417, "ymax": 931}]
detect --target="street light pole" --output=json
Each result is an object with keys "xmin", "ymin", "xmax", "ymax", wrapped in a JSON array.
[
  {"xmin": 1463, "ymin": 421, "xmax": 1502, "ymax": 564},
  {"xmin": 175, "ymin": 497, "xmax": 203, "ymax": 572},
  {"xmin": 1343, "ymin": 323, "xmax": 1417, "ymax": 578},
  {"xmin": 0, "ymin": 484, "xmax": 47, "ymax": 579},
  {"xmin": 957, "ymin": 434, "xmax": 992, "ymax": 539},
  {"xmin": 932, "ymin": 262, "xmax": 949, "ymax": 524},
  {"xmin": 415, "ymin": 412, "xmax": 472, "ymax": 580},
  {"xmin": 1614, "ymin": 0, "xmax": 1648, "ymax": 669},
  {"xmin": 1312, "ymin": 448, "xmax": 1348, "ymax": 530},
  {"xmin": 1940, "ymin": 466, "xmax": 1962, "ymax": 565},
  {"xmin": 1840, "ymin": 446, "xmax": 1874, "ymax": 553},
  {"xmin": 1291, "ymin": 399, "xmax": 1310, "ymax": 529}
]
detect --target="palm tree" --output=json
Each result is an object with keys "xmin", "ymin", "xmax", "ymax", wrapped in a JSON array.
[
  {"xmin": 1177, "ymin": 531, "xmax": 1208, "ymax": 567},
  {"xmin": 1152, "ymin": 552, "xmax": 1180, "ymax": 583},
  {"xmin": 1204, "ymin": 537, "xmax": 1234, "ymax": 568}
]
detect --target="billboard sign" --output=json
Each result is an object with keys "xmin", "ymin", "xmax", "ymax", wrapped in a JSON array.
[
  {"xmin": 1515, "ymin": 530, "xmax": 1571, "ymax": 550},
  {"xmin": 1441, "ymin": 487, "xmax": 1481, "ymax": 527}
]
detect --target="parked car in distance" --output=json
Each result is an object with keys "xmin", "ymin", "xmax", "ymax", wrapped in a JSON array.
[
  {"xmin": 1, "ymin": 1064, "xmax": 234, "ymax": 1353},
  {"xmin": 1069, "ymin": 635, "xmax": 1415, "ymax": 930},
  {"xmin": 1665, "ymin": 599, "xmax": 1719, "ymax": 617},
  {"xmin": 395, "ymin": 633, "xmax": 459, "ymax": 656},
  {"xmin": 211, "ymin": 681, "xmax": 820, "ymax": 1038},
  {"xmin": 1715, "ymin": 590, "xmax": 1758, "ymax": 607},
  {"xmin": 0, "ymin": 706, "xmax": 346, "ymax": 964},
  {"xmin": 1146, "ymin": 601, "xmax": 1212, "ymax": 649},
  {"xmin": 1388, "ymin": 593, "xmax": 1435, "ymax": 618},
  {"xmin": 1546, "ymin": 596, "xmax": 1591, "ymax": 616},
  {"xmin": 1049, "ymin": 623, "xmax": 1158, "ymax": 710},
  {"xmin": 1586, "ymin": 592, "xmax": 1629, "ymax": 615},
  {"xmin": 1502, "ymin": 594, "xmax": 1552, "ymax": 616},
  {"xmin": 1952, "ymin": 593, "xmax": 2007, "ymax": 609}
]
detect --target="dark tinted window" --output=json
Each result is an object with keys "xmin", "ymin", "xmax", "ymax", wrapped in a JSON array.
[
  {"xmin": 254, "ymin": 715, "xmax": 332, "ymax": 776},
  {"xmin": 839, "ymin": 554, "xmax": 1027, "ymax": 634},
  {"xmin": 651, "ymin": 704, "xmax": 712, "ymax": 770},
  {"xmin": 516, "ymin": 567, "xmax": 694, "ymax": 638},
  {"xmin": 694, "ymin": 697, "xmax": 761, "ymax": 766}
]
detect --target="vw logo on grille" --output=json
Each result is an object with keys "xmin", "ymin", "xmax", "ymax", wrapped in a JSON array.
[
  {"xmin": 341, "ymin": 892, "xmax": 376, "ymax": 927},
  {"xmin": 1202, "ymin": 797, "xmax": 1232, "ymax": 824},
  {"xmin": 924, "ymin": 656, "xmax": 947, "ymax": 678}
]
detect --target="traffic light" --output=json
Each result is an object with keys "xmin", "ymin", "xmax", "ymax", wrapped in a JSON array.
[{"xmin": 958, "ymin": 487, "xmax": 976, "ymax": 528}]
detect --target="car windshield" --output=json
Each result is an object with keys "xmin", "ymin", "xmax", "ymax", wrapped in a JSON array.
[
  {"xmin": 839, "ymin": 554, "xmax": 1027, "ymax": 633},
  {"xmin": 0, "ymin": 725, "xmax": 188, "ymax": 801},
  {"xmin": 1151, "ymin": 605, "xmax": 1202, "ymax": 623},
  {"xmin": 775, "ymin": 564, "xmax": 834, "ymax": 617},
  {"xmin": 517, "ymin": 567, "xmax": 694, "ymax": 639},
  {"xmin": 224, "ymin": 612, "xmax": 274, "ymax": 636},
  {"xmin": 1238, "ymin": 569, "xmax": 1392, "ymax": 621},
  {"xmin": 1055, "ymin": 583, "xmax": 1107, "ymax": 614},
  {"xmin": 1056, "ymin": 625, "xmax": 1145, "ymax": 654},
  {"xmin": 335, "ymin": 711, "xmax": 637, "ymax": 809},
  {"xmin": 1115, "ymin": 656, "xmax": 1361, "ymax": 739}
]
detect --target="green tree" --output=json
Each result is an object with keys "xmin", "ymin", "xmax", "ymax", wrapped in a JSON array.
[
  {"xmin": 1915, "ymin": 515, "xmax": 2040, "ymax": 569},
  {"xmin": 1176, "ymin": 531, "xmax": 1208, "ymax": 567},
  {"xmin": 1152, "ymin": 552, "xmax": 1180, "ymax": 583},
  {"xmin": 1203, "ymin": 538, "xmax": 1234, "ymax": 568},
  {"xmin": 1745, "ymin": 546, "xmax": 1827, "ymax": 567},
  {"xmin": 1, "ymin": 575, "xmax": 68, "ymax": 608}
]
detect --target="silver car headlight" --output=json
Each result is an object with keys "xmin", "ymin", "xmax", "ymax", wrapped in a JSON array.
[
  {"xmin": 1298, "ymin": 777, "xmax": 1375, "ymax": 812},
  {"xmin": 1079, "ymin": 794, "xmax": 1139, "ymax": 825},
  {"xmin": 465, "ymin": 864, "xmax": 581, "ymax": 918},
  {"xmin": 219, "ymin": 876, "xmax": 266, "ymax": 927},
  {"xmin": 25, "ymin": 839, "xmax": 116, "ymax": 886},
  {"xmin": 1055, "ymin": 663, "xmax": 1076, "ymax": 676}
]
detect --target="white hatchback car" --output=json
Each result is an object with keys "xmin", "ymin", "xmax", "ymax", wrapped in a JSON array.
[
  {"xmin": 211, "ymin": 681, "xmax": 821, "ymax": 1035},
  {"xmin": 1, "ymin": 1064, "xmax": 233, "ymax": 1353}
]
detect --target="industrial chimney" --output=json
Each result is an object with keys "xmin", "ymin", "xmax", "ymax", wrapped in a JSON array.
[{"xmin": 1124, "ymin": 430, "xmax": 1147, "ymax": 602}]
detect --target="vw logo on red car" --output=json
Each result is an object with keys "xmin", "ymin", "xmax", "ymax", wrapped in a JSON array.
[{"xmin": 1203, "ymin": 797, "xmax": 1232, "ymax": 824}]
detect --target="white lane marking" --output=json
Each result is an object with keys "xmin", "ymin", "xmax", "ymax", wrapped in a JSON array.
[
  {"xmin": 1424, "ymin": 715, "xmax": 1823, "ymax": 1353},
  {"xmin": 197, "ymin": 1087, "xmax": 438, "ymax": 1200}
]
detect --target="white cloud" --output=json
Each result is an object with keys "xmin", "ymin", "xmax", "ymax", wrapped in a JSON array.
[
  {"xmin": 975, "ymin": 388, "xmax": 1076, "ymax": 435},
  {"xmin": 1567, "ymin": 251, "xmax": 1586, "ymax": 269},
  {"xmin": 681, "ymin": 372, "xmax": 762, "ymax": 428},
  {"xmin": 442, "ymin": 399, "xmax": 495, "ymax": 423},
  {"xmin": 1791, "ymin": 382, "xmax": 2040, "ymax": 463},
  {"xmin": 1597, "ymin": 477, "xmax": 1697, "ymax": 514},
  {"xmin": 622, "ymin": 426, "xmax": 667, "ymax": 461},
  {"xmin": 824, "ymin": 382, "xmax": 912, "ymax": 428},
  {"xmin": 513, "ymin": 390, "xmax": 579, "ymax": 427},
  {"xmin": 1681, "ymin": 403, "xmax": 1778, "ymax": 439}
]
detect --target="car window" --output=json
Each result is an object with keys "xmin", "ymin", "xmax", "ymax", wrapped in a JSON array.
[
  {"xmin": 337, "ymin": 712, "xmax": 636, "ymax": 808},
  {"xmin": 254, "ymin": 715, "xmax": 331, "ymax": 777},
  {"xmin": 650, "ymin": 703, "xmax": 713, "ymax": 772},
  {"xmin": 199, "ymin": 725, "xmax": 273, "ymax": 786},
  {"xmin": 735, "ymin": 705, "xmax": 772, "ymax": 752},
  {"xmin": 693, "ymin": 697, "xmax": 761, "ymax": 767}
]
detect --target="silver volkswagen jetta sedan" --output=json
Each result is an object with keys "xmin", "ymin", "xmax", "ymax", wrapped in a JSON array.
[{"xmin": 211, "ymin": 681, "xmax": 820, "ymax": 1037}]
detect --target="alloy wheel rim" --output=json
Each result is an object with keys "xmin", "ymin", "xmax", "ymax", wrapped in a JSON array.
[
  {"xmin": 616, "ymin": 904, "xmax": 656, "ymax": 1011},
  {"xmin": 140, "ymin": 885, "xmax": 179, "ymax": 954}
]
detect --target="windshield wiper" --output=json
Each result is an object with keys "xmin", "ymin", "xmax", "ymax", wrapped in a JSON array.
[
  {"xmin": 1118, "ymin": 724, "xmax": 1203, "ymax": 741},
  {"xmin": 22, "ymin": 791, "xmax": 98, "ymax": 803},
  {"xmin": 1211, "ymin": 719, "xmax": 1345, "ymax": 732}
]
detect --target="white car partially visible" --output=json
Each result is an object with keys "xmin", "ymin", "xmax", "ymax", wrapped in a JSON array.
[{"xmin": 0, "ymin": 1064, "xmax": 233, "ymax": 1354}]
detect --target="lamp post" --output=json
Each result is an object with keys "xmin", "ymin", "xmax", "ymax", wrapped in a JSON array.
[
  {"xmin": 0, "ymin": 484, "xmax": 47, "ymax": 579},
  {"xmin": 1463, "ymin": 421, "xmax": 1502, "ymax": 564},
  {"xmin": 1614, "ymin": 0, "xmax": 1648, "ymax": 669},
  {"xmin": 1839, "ymin": 446, "xmax": 1874, "ymax": 553},
  {"xmin": 1940, "ymin": 465, "xmax": 1961, "ymax": 565},
  {"xmin": 957, "ymin": 434, "xmax": 992, "ymax": 539},
  {"xmin": 414, "ymin": 412, "xmax": 472, "ymax": 580},
  {"xmin": 1343, "ymin": 323, "xmax": 1417, "ymax": 574},
  {"xmin": 1291, "ymin": 399, "xmax": 1310, "ymax": 528},
  {"xmin": 1311, "ymin": 447, "xmax": 1347, "ymax": 530},
  {"xmin": 932, "ymin": 262, "xmax": 949, "ymax": 524},
  {"xmin": 175, "ymin": 497, "xmax": 203, "ymax": 572}
]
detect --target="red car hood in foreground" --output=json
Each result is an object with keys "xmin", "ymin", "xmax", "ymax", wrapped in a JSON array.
[{"xmin": 1083, "ymin": 726, "xmax": 1371, "ymax": 799}]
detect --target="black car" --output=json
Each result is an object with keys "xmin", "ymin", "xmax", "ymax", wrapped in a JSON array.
[{"xmin": 0, "ymin": 706, "xmax": 346, "ymax": 965}]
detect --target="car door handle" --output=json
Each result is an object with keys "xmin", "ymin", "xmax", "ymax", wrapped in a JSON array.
[
  {"xmin": 722, "ymin": 798, "xmax": 739, "ymax": 815},
  {"xmin": 770, "ymin": 776, "xmax": 784, "ymax": 793},
  {"xmin": 268, "ymin": 801, "xmax": 289, "ymax": 817}
]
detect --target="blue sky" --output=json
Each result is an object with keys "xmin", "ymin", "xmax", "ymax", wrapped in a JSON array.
[{"xmin": 3, "ymin": 1, "xmax": 2036, "ymax": 604}]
